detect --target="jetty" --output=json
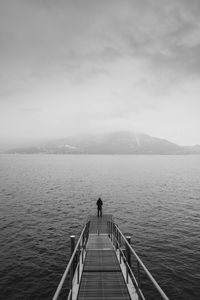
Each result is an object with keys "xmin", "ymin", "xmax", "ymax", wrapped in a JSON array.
[{"xmin": 53, "ymin": 215, "xmax": 169, "ymax": 300}]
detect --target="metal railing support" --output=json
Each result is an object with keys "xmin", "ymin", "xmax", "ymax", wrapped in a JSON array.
[
  {"xmin": 115, "ymin": 225, "xmax": 118, "ymax": 249},
  {"xmin": 53, "ymin": 222, "xmax": 89, "ymax": 300},
  {"xmin": 113, "ymin": 224, "xmax": 115, "ymax": 246},
  {"xmin": 126, "ymin": 236, "xmax": 131, "ymax": 267},
  {"xmin": 81, "ymin": 235, "xmax": 84, "ymax": 264},
  {"xmin": 107, "ymin": 220, "xmax": 170, "ymax": 300},
  {"xmin": 70, "ymin": 235, "xmax": 75, "ymax": 300},
  {"xmin": 137, "ymin": 260, "xmax": 142, "ymax": 300},
  {"xmin": 119, "ymin": 248, "xmax": 122, "ymax": 264},
  {"xmin": 70, "ymin": 235, "xmax": 75, "ymax": 254},
  {"xmin": 118, "ymin": 226, "xmax": 121, "ymax": 263},
  {"xmin": 126, "ymin": 261, "xmax": 129, "ymax": 283},
  {"xmin": 116, "ymin": 226, "xmax": 119, "ymax": 249},
  {"xmin": 70, "ymin": 235, "xmax": 75, "ymax": 273},
  {"xmin": 77, "ymin": 243, "xmax": 81, "ymax": 284}
]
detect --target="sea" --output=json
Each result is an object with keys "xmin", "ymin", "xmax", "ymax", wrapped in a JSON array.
[{"xmin": 0, "ymin": 154, "xmax": 200, "ymax": 300}]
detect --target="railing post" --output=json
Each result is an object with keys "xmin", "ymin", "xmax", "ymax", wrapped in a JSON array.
[
  {"xmin": 116, "ymin": 226, "xmax": 118, "ymax": 249},
  {"xmin": 118, "ymin": 227, "xmax": 121, "ymax": 263},
  {"xmin": 70, "ymin": 235, "xmax": 75, "ymax": 299},
  {"xmin": 126, "ymin": 262, "xmax": 129, "ymax": 283},
  {"xmin": 87, "ymin": 221, "xmax": 90, "ymax": 241},
  {"xmin": 125, "ymin": 236, "xmax": 131, "ymax": 284},
  {"xmin": 115, "ymin": 225, "xmax": 118, "ymax": 249},
  {"xmin": 126, "ymin": 236, "xmax": 131, "ymax": 268},
  {"xmin": 71, "ymin": 235, "xmax": 75, "ymax": 255},
  {"xmin": 108, "ymin": 221, "xmax": 110, "ymax": 238},
  {"xmin": 119, "ymin": 229, "xmax": 122, "ymax": 264},
  {"xmin": 113, "ymin": 223, "xmax": 115, "ymax": 244},
  {"xmin": 111, "ymin": 222, "xmax": 113, "ymax": 242},
  {"xmin": 77, "ymin": 262, "xmax": 80, "ymax": 284},
  {"xmin": 137, "ymin": 260, "xmax": 141, "ymax": 287},
  {"xmin": 81, "ymin": 233, "xmax": 84, "ymax": 264},
  {"xmin": 137, "ymin": 260, "xmax": 142, "ymax": 299},
  {"xmin": 77, "ymin": 243, "xmax": 80, "ymax": 284},
  {"xmin": 114, "ymin": 225, "xmax": 117, "ymax": 248}
]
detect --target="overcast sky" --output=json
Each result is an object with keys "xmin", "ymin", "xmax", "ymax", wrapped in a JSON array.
[{"xmin": 1, "ymin": 0, "xmax": 200, "ymax": 146}]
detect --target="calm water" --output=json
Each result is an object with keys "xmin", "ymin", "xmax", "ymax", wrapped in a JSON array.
[{"xmin": 0, "ymin": 154, "xmax": 200, "ymax": 299}]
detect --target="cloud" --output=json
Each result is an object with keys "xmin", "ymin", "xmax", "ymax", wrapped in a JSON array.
[
  {"xmin": 1, "ymin": 0, "xmax": 200, "ymax": 84},
  {"xmin": 1, "ymin": 0, "xmax": 200, "ymax": 144}
]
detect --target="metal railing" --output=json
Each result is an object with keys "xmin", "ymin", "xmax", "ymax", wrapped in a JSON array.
[
  {"xmin": 107, "ymin": 220, "xmax": 170, "ymax": 300},
  {"xmin": 52, "ymin": 221, "xmax": 90, "ymax": 300}
]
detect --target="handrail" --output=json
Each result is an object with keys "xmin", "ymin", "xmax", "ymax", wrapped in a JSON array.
[
  {"xmin": 119, "ymin": 246, "xmax": 145, "ymax": 300},
  {"xmin": 52, "ymin": 222, "xmax": 89, "ymax": 300},
  {"xmin": 108, "ymin": 221, "xmax": 170, "ymax": 300}
]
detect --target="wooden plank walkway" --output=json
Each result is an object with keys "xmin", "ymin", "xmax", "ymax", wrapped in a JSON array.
[{"xmin": 77, "ymin": 215, "xmax": 132, "ymax": 300}]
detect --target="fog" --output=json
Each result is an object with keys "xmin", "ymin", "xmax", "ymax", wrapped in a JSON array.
[{"xmin": 1, "ymin": 0, "xmax": 200, "ymax": 148}]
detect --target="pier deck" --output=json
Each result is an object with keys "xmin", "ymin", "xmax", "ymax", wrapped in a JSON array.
[
  {"xmin": 77, "ymin": 215, "xmax": 134, "ymax": 300},
  {"xmin": 53, "ymin": 214, "xmax": 170, "ymax": 300}
]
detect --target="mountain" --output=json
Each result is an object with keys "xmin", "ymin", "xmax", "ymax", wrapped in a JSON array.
[{"xmin": 6, "ymin": 132, "xmax": 200, "ymax": 154}]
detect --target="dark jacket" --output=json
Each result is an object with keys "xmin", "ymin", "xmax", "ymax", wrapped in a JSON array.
[{"xmin": 96, "ymin": 198, "xmax": 103, "ymax": 208}]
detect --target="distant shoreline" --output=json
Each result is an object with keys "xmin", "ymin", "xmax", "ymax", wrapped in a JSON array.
[{"xmin": 2, "ymin": 131, "xmax": 200, "ymax": 155}]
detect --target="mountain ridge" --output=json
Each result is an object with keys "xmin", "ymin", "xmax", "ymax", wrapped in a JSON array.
[{"xmin": 5, "ymin": 132, "xmax": 200, "ymax": 154}]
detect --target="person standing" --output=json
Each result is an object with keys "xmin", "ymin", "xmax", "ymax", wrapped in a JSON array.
[{"xmin": 96, "ymin": 197, "xmax": 103, "ymax": 217}]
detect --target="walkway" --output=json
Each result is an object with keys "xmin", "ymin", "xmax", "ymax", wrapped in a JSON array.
[{"xmin": 77, "ymin": 215, "xmax": 132, "ymax": 300}]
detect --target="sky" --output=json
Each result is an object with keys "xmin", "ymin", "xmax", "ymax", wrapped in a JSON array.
[{"xmin": 1, "ymin": 0, "xmax": 200, "ymax": 147}]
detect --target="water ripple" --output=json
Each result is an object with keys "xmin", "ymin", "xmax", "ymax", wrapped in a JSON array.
[{"xmin": 0, "ymin": 154, "xmax": 200, "ymax": 299}]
